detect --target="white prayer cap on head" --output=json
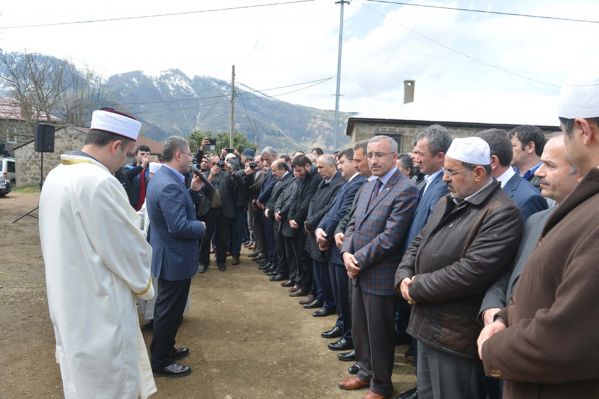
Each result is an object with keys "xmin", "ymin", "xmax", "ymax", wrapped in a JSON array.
[
  {"xmin": 446, "ymin": 137, "xmax": 490, "ymax": 165},
  {"xmin": 558, "ymin": 72, "xmax": 599, "ymax": 119},
  {"xmin": 149, "ymin": 162, "xmax": 162, "ymax": 174},
  {"xmin": 90, "ymin": 109, "xmax": 141, "ymax": 140},
  {"xmin": 225, "ymin": 153, "xmax": 236, "ymax": 161}
]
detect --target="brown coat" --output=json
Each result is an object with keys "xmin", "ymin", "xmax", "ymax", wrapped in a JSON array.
[{"xmin": 482, "ymin": 168, "xmax": 599, "ymax": 399}]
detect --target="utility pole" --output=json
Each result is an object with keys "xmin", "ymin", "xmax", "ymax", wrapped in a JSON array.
[
  {"xmin": 230, "ymin": 65, "xmax": 235, "ymax": 148},
  {"xmin": 333, "ymin": 0, "xmax": 349, "ymax": 150}
]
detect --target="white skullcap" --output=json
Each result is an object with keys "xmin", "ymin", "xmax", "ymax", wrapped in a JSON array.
[
  {"xmin": 225, "ymin": 153, "xmax": 236, "ymax": 161},
  {"xmin": 446, "ymin": 137, "xmax": 490, "ymax": 165},
  {"xmin": 558, "ymin": 72, "xmax": 599, "ymax": 119},
  {"xmin": 90, "ymin": 109, "xmax": 141, "ymax": 140},
  {"xmin": 149, "ymin": 162, "xmax": 163, "ymax": 174}
]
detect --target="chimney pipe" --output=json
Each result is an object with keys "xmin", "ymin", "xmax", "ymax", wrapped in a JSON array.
[{"xmin": 404, "ymin": 80, "xmax": 415, "ymax": 104}]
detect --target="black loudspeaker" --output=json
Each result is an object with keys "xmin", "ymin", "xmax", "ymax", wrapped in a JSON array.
[{"xmin": 35, "ymin": 124, "xmax": 55, "ymax": 153}]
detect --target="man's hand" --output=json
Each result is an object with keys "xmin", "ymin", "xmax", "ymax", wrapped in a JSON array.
[
  {"xmin": 200, "ymin": 138, "xmax": 210, "ymax": 151},
  {"xmin": 264, "ymin": 208, "xmax": 269, "ymax": 218},
  {"xmin": 275, "ymin": 212, "xmax": 282, "ymax": 222},
  {"xmin": 141, "ymin": 153, "xmax": 150, "ymax": 168},
  {"xmin": 482, "ymin": 308, "xmax": 502, "ymax": 326},
  {"xmin": 477, "ymin": 320, "xmax": 506, "ymax": 359},
  {"xmin": 209, "ymin": 165, "xmax": 221, "ymax": 180},
  {"xmin": 315, "ymin": 228, "xmax": 328, "ymax": 246},
  {"xmin": 190, "ymin": 174, "xmax": 203, "ymax": 192},
  {"xmin": 400, "ymin": 277, "xmax": 415, "ymax": 305},
  {"xmin": 343, "ymin": 252, "xmax": 360, "ymax": 278},
  {"xmin": 289, "ymin": 219, "xmax": 299, "ymax": 229},
  {"xmin": 334, "ymin": 232, "xmax": 344, "ymax": 249}
]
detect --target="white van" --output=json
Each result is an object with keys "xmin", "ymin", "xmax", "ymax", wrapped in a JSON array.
[{"xmin": 0, "ymin": 157, "xmax": 16, "ymax": 185}]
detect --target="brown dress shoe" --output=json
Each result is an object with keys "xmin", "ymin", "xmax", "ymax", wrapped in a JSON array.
[
  {"xmin": 363, "ymin": 390, "xmax": 387, "ymax": 399},
  {"xmin": 231, "ymin": 256, "xmax": 240, "ymax": 265},
  {"xmin": 288, "ymin": 285, "xmax": 300, "ymax": 292},
  {"xmin": 298, "ymin": 294, "xmax": 315, "ymax": 305},
  {"xmin": 338, "ymin": 376, "xmax": 369, "ymax": 391}
]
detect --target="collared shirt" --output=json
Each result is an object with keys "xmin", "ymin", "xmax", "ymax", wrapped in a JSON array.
[
  {"xmin": 163, "ymin": 164, "xmax": 186, "ymax": 185},
  {"xmin": 277, "ymin": 171, "xmax": 289, "ymax": 181},
  {"xmin": 348, "ymin": 172, "xmax": 360, "ymax": 183},
  {"xmin": 422, "ymin": 168, "xmax": 444, "ymax": 195},
  {"xmin": 519, "ymin": 163, "xmax": 542, "ymax": 181},
  {"xmin": 496, "ymin": 166, "xmax": 516, "ymax": 189},
  {"xmin": 375, "ymin": 167, "xmax": 398, "ymax": 194},
  {"xmin": 69, "ymin": 150, "xmax": 101, "ymax": 164},
  {"xmin": 462, "ymin": 178, "xmax": 495, "ymax": 203}
]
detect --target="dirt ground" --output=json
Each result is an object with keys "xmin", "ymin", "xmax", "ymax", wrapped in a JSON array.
[{"xmin": 0, "ymin": 191, "xmax": 415, "ymax": 399}]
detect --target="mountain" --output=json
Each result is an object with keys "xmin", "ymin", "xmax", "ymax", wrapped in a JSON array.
[{"xmin": 105, "ymin": 69, "xmax": 353, "ymax": 151}]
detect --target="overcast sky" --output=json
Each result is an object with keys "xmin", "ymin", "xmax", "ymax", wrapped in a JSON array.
[{"xmin": 0, "ymin": 0, "xmax": 598, "ymax": 117}]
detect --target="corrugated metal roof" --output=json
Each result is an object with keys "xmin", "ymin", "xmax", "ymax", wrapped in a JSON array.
[{"xmin": 0, "ymin": 97, "xmax": 60, "ymax": 122}]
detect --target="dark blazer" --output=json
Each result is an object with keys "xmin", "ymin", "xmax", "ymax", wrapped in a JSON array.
[
  {"xmin": 318, "ymin": 174, "xmax": 367, "ymax": 264},
  {"xmin": 266, "ymin": 172, "xmax": 294, "ymax": 216},
  {"xmin": 503, "ymin": 173, "xmax": 547, "ymax": 221},
  {"xmin": 342, "ymin": 169, "xmax": 418, "ymax": 296},
  {"xmin": 257, "ymin": 170, "xmax": 276, "ymax": 205},
  {"xmin": 479, "ymin": 208, "xmax": 552, "ymax": 316},
  {"xmin": 276, "ymin": 177, "xmax": 299, "ymax": 237},
  {"xmin": 403, "ymin": 171, "xmax": 448, "ymax": 250},
  {"xmin": 305, "ymin": 172, "xmax": 345, "ymax": 262},
  {"xmin": 146, "ymin": 166, "xmax": 205, "ymax": 281},
  {"xmin": 210, "ymin": 171, "xmax": 236, "ymax": 218},
  {"xmin": 288, "ymin": 167, "xmax": 322, "ymax": 226},
  {"xmin": 248, "ymin": 169, "xmax": 266, "ymax": 200}
]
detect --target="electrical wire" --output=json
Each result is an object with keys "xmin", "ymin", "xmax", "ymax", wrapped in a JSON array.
[
  {"xmin": 367, "ymin": 0, "xmax": 599, "ymax": 24},
  {"xmin": 0, "ymin": 0, "xmax": 316, "ymax": 30}
]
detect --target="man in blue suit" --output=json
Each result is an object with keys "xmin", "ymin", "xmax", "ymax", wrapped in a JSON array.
[
  {"xmin": 477, "ymin": 129, "xmax": 547, "ymax": 221},
  {"xmin": 315, "ymin": 148, "xmax": 367, "ymax": 351},
  {"xmin": 396, "ymin": 125, "xmax": 452, "ymax": 399},
  {"xmin": 146, "ymin": 136, "xmax": 206, "ymax": 378}
]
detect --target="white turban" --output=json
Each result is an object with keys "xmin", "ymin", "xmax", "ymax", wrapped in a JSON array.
[
  {"xmin": 90, "ymin": 109, "xmax": 141, "ymax": 140},
  {"xmin": 558, "ymin": 73, "xmax": 599, "ymax": 119},
  {"xmin": 446, "ymin": 137, "xmax": 490, "ymax": 165},
  {"xmin": 149, "ymin": 162, "xmax": 163, "ymax": 174}
]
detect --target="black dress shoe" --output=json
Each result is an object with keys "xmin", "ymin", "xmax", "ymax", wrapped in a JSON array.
[
  {"xmin": 337, "ymin": 349, "xmax": 356, "ymax": 362},
  {"xmin": 321, "ymin": 325, "xmax": 342, "ymax": 339},
  {"xmin": 348, "ymin": 362, "xmax": 360, "ymax": 375},
  {"xmin": 328, "ymin": 337, "xmax": 353, "ymax": 351},
  {"xmin": 141, "ymin": 320, "xmax": 153, "ymax": 332},
  {"xmin": 281, "ymin": 280, "xmax": 294, "ymax": 287},
  {"xmin": 266, "ymin": 268, "xmax": 278, "ymax": 276},
  {"xmin": 170, "ymin": 346, "xmax": 189, "ymax": 361},
  {"xmin": 269, "ymin": 274, "xmax": 288, "ymax": 282},
  {"xmin": 218, "ymin": 264, "xmax": 226, "ymax": 272},
  {"xmin": 303, "ymin": 299, "xmax": 323, "ymax": 309},
  {"xmin": 153, "ymin": 362, "xmax": 192, "ymax": 378},
  {"xmin": 313, "ymin": 307, "xmax": 336, "ymax": 317},
  {"xmin": 396, "ymin": 387, "xmax": 418, "ymax": 399},
  {"xmin": 289, "ymin": 289, "xmax": 308, "ymax": 297},
  {"xmin": 198, "ymin": 264, "xmax": 207, "ymax": 273}
]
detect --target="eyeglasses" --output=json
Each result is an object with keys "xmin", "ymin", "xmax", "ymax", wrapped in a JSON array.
[
  {"xmin": 443, "ymin": 168, "xmax": 470, "ymax": 177},
  {"xmin": 366, "ymin": 152, "xmax": 394, "ymax": 159}
]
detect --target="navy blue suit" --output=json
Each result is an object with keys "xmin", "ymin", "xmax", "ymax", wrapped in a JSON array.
[
  {"xmin": 258, "ymin": 170, "xmax": 277, "ymax": 263},
  {"xmin": 318, "ymin": 174, "xmax": 367, "ymax": 338},
  {"xmin": 146, "ymin": 165, "xmax": 205, "ymax": 370},
  {"xmin": 503, "ymin": 173, "xmax": 547, "ymax": 221}
]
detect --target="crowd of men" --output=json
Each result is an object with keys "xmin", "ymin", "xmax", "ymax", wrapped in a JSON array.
[{"xmin": 38, "ymin": 72, "xmax": 599, "ymax": 399}]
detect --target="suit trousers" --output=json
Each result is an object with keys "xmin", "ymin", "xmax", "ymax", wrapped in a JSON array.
[
  {"xmin": 330, "ymin": 261, "xmax": 351, "ymax": 337},
  {"xmin": 294, "ymin": 231, "xmax": 313, "ymax": 292},
  {"xmin": 150, "ymin": 277, "xmax": 191, "ymax": 370},
  {"xmin": 200, "ymin": 208, "xmax": 231, "ymax": 267},
  {"xmin": 353, "ymin": 281, "xmax": 396, "ymax": 397},
  {"xmin": 262, "ymin": 213, "xmax": 276, "ymax": 263},
  {"xmin": 252, "ymin": 208, "xmax": 265, "ymax": 255},
  {"xmin": 313, "ymin": 259, "xmax": 335, "ymax": 310},
  {"xmin": 230, "ymin": 206, "xmax": 246, "ymax": 257},
  {"xmin": 284, "ymin": 235, "xmax": 299, "ymax": 281},
  {"xmin": 416, "ymin": 342, "xmax": 485, "ymax": 399}
]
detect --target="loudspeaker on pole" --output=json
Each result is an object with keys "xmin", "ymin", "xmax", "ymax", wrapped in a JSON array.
[{"xmin": 35, "ymin": 124, "xmax": 55, "ymax": 153}]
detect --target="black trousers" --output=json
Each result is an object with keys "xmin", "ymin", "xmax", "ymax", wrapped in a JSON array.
[
  {"xmin": 150, "ymin": 278, "xmax": 191, "ymax": 370},
  {"xmin": 294, "ymin": 231, "xmax": 313, "ymax": 292},
  {"xmin": 353, "ymin": 281, "xmax": 396, "ymax": 397},
  {"xmin": 200, "ymin": 208, "xmax": 231, "ymax": 267},
  {"xmin": 283, "ymin": 234, "xmax": 298, "ymax": 281},
  {"xmin": 330, "ymin": 261, "xmax": 351, "ymax": 338}
]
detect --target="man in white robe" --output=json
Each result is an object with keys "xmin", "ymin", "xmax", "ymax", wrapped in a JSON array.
[{"xmin": 39, "ymin": 108, "xmax": 156, "ymax": 399}]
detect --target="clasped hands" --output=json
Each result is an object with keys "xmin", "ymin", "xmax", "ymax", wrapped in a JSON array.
[{"xmin": 342, "ymin": 252, "xmax": 360, "ymax": 279}]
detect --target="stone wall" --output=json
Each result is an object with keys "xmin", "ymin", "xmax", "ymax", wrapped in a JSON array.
[
  {"xmin": 15, "ymin": 126, "xmax": 87, "ymax": 186},
  {"xmin": 0, "ymin": 119, "xmax": 35, "ymax": 154}
]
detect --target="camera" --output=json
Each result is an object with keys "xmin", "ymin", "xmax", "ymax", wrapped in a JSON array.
[
  {"xmin": 249, "ymin": 162, "xmax": 257, "ymax": 169},
  {"xmin": 216, "ymin": 161, "xmax": 225, "ymax": 168}
]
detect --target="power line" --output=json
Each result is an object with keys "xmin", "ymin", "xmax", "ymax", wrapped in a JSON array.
[
  {"xmin": 367, "ymin": 0, "xmax": 599, "ymax": 24},
  {"xmin": 362, "ymin": 1, "xmax": 560, "ymax": 88},
  {"xmin": 0, "ymin": 0, "xmax": 316, "ymax": 30}
]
